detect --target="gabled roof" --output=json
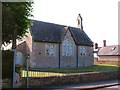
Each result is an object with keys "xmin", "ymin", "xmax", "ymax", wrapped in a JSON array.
[
  {"xmin": 30, "ymin": 20, "xmax": 93, "ymax": 46},
  {"xmin": 69, "ymin": 27, "xmax": 93, "ymax": 46},
  {"xmin": 98, "ymin": 45, "xmax": 120, "ymax": 56},
  {"xmin": 30, "ymin": 20, "xmax": 66, "ymax": 43}
]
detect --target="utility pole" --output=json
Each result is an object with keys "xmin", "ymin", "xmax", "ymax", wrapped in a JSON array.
[{"xmin": 12, "ymin": 25, "xmax": 18, "ymax": 88}]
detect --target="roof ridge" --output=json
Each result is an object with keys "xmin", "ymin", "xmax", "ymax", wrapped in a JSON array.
[
  {"xmin": 103, "ymin": 45, "xmax": 120, "ymax": 47},
  {"xmin": 33, "ymin": 20, "xmax": 66, "ymax": 27},
  {"xmin": 32, "ymin": 19, "xmax": 85, "ymax": 29}
]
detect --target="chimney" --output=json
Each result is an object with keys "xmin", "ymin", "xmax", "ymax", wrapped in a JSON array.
[
  {"xmin": 95, "ymin": 43, "xmax": 98, "ymax": 49},
  {"xmin": 103, "ymin": 40, "xmax": 106, "ymax": 47},
  {"xmin": 77, "ymin": 14, "xmax": 83, "ymax": 30}
]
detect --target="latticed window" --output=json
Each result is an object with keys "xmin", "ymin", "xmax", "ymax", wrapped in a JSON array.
[
  {"xmin": 83, "ymin": 47, "xmax": 87, "ymax": 55},
  {"xmin": 45, "ymin": 44, "xmax": 56, "ymax": 56},
  {"xmin": 80, "ymin": 47, "xmax": 87, "ymax": 56},
  {"xmin": 62, "ymin": 39, "xmax": 73, "ymax": 56}
]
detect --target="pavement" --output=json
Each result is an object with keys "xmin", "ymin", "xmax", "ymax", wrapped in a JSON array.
[{"xmin": 1, "ymin": 79, "xmax": 120, "ymax": 90}]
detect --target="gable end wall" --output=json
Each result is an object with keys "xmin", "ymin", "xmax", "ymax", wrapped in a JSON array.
[{"xmin": 60, "ymin": 29, "xmax": 77, "ymax": 68}]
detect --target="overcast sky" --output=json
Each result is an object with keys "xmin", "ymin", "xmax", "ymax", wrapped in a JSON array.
[{"xmin": 31, "ymin": 0, "xmax": 119, "ymax": 47}]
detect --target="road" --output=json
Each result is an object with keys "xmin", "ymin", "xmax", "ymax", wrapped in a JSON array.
[
  {"xmin": 41, "ymin": 80, "xmax": 119, "ymax": 90},
  {"xmin": 1, "ymin": 80, "xmax": 119, "ymax": 90}
]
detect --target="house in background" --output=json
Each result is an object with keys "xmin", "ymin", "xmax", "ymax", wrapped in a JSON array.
[
  {"xmin": 18, "ymin": 14, "xmax": 94, "ymax": 68},
  {"xmin": 93, "ymin": 40, "xmax": 107, "ymax": 58},
  {"xmin": 94, "ymin": 40, "xmax": 120, "ymax": 66}
]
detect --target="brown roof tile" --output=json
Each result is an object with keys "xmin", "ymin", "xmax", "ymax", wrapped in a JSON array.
[{"xmin": 98, "ymin": 45, "xmax": 120, "ymax": 56}]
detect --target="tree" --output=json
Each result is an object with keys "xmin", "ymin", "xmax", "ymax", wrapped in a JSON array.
[{"xmin": 2, "ymin": 2, "xmax": 33, "ymax": 44}]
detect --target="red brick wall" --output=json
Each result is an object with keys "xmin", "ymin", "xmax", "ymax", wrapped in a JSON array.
[{"xmin": 94, "ymin": 57, "xmax": 120, "ymax": 66}]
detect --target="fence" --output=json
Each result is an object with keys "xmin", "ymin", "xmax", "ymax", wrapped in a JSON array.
[
  {"xmin": 22, "ymin": 68, "xmax": 65, "ymax": 78},
  {"xmin": 21, "ymin": 68, "xmax": 67, "ymax": 88}
]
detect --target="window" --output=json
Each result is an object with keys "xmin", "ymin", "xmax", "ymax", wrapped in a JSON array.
[
  {"xmin": 111, "ymin": 47, "xmax": 116, "ymax": 51},
  {"xmin": 62, "ymin": 39, "xmax": 73, "ymax": 56},
  {"xmin": 83, "ymin": 47, "xmax": 87, "ymax": 55},
  {"xmin": 80, "ymin": 47, "xmax": 87, "ymax": 56},
  {"xmin": 80, "ymin": 47, "xmax": 83, "ymax": 56},
  {"xmin": 45, "ymin": 44, "xmax": 56, "ymax": 56}
]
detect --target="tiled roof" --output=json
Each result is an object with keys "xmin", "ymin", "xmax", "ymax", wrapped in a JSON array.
[
  {"xmin": 98, "ymin": 45, "xmax": 120, "ymax": 56},
  {"xmin": 30, "ymin": 20, "xmax": 66, "ymax": 43},
  {"xmin": 30, "ymin": 20, "xmax": 93, "ymax": 46},
  {"xmin": 69, "ymin": 27, "xmax": 93, "ymax": 46}
]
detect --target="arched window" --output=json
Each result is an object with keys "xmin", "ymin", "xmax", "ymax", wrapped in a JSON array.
[{"xmin": 62, "ymin": 39, "xmax": 73, "ymax": 56}]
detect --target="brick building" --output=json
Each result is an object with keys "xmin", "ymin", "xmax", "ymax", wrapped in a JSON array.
[{"xmin": 94, "ymin": 40, "xmax": 120, "ymax": 66}]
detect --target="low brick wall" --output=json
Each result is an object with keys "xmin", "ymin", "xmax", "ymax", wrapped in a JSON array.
[
  {"xmin": 94, "ymin": 58, "xmax": 120, "ymax": 66},
  {"xmin": 22, "ymin": 71, "xmax": 119, "ymax": 88}
]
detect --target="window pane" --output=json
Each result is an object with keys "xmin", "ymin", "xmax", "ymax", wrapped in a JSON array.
[
  {"xmin": 62, "ymin": 40, "xmax": 73, "ymax": 56},
  {"xmin": 45, "ymin": 44, "xmax": 56, "ymax": 56}
]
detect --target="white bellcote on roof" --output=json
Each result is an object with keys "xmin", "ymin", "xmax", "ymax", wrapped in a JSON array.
[{"xmin": 77, "ymin": 14, "xmax": 83, "ymax": 30}]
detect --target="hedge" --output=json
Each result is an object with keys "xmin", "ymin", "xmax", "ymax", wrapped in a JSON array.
[{"xmin": 2, "ymin": 50, "xmax": 14, "ymax": 79}]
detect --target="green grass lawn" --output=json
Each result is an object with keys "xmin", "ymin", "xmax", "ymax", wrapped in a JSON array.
[{"xmin": 22, "ymin": 64, "xmax": 119, "ymax": 77}]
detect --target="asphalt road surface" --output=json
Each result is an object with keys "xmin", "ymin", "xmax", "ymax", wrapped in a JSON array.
[
  {"xmin": 26, "ymin": 80, "xmax": 118, "ymax": 90},
  {"xmin": 1, "ymin": 80, "xmax": 119, "ymax": 90}
]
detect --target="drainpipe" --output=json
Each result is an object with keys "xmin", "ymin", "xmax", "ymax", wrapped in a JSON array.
[
  {"xmin": 59, "ymin": 44, "xmax": 60, "ymax": 68},
  {"xmin": 76, "ymin": 45, "xmax": 78, "ymax": 68}
]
